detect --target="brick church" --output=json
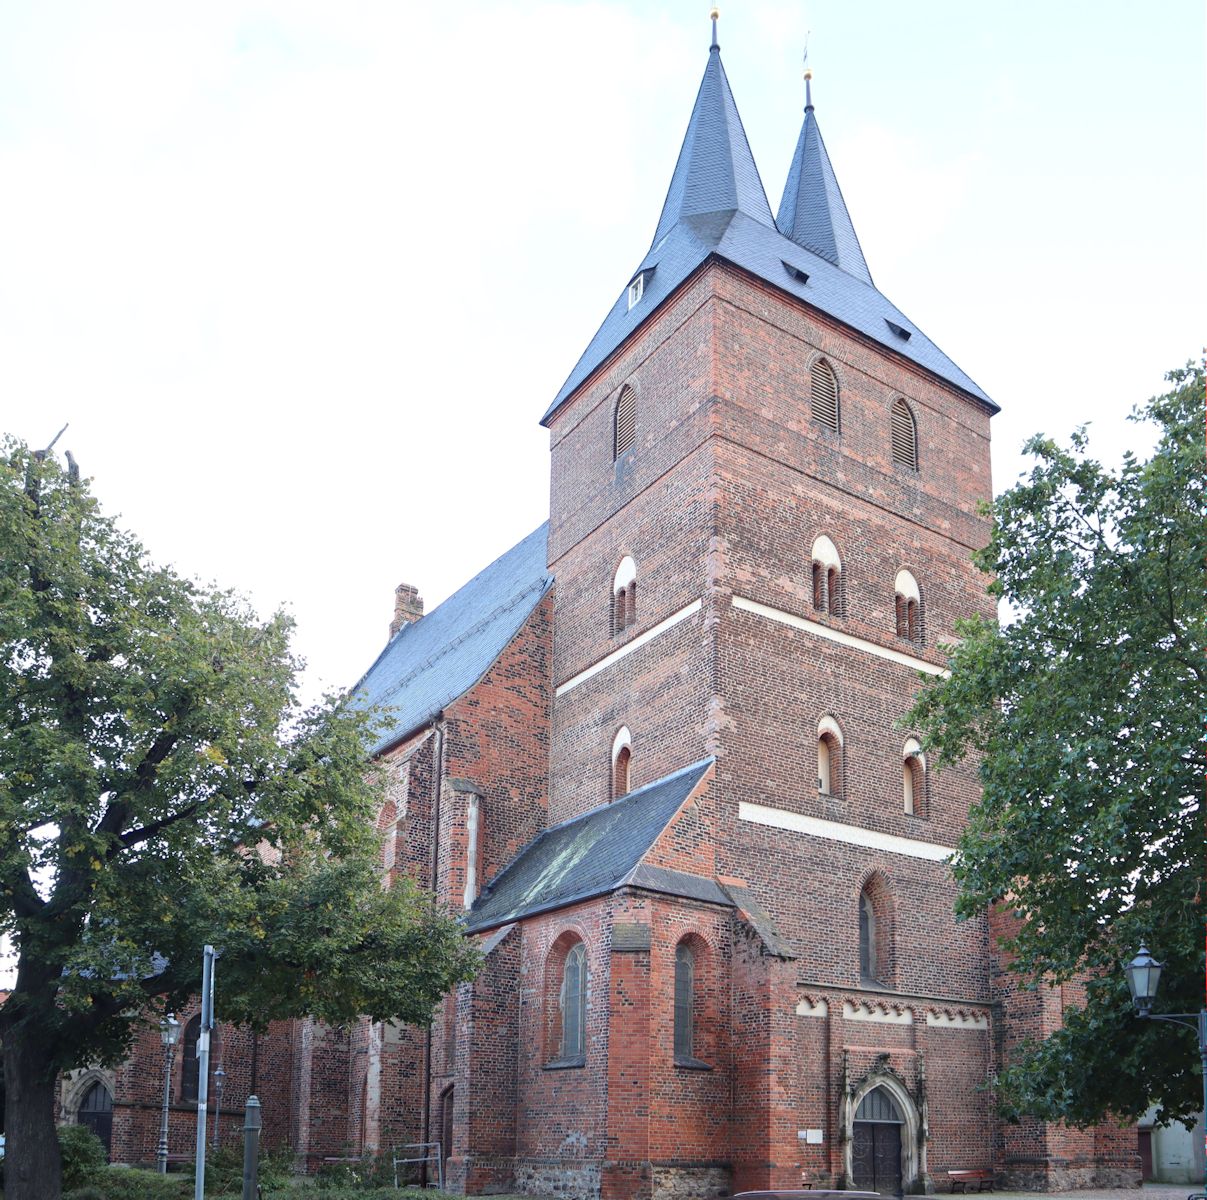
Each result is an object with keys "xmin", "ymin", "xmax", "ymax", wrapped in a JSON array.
[{"xmin": 64, "ymin": 23, "xmax": 1139, "ymax": 1198}]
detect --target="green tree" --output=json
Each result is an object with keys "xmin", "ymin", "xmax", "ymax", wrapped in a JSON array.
[
  {"xmin": 0, "ymin": 441, "xmax": 480, "ymax": 1200},
  {"xmin": 908, "ymin": 364, "xmax": 1205, "ymax": 1128}
]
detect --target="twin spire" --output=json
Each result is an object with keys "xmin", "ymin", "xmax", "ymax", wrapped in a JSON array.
[
  {"xmin": 542, "ymin": 16, "xmax": 996, "ymax": 421},
  {"xmin": 653, "ymin": 17, "xmax": 872, "ymax": 286}
]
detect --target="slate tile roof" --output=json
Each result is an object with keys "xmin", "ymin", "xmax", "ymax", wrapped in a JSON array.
[
  {"xmin": 541, "ymin": 44, "xmax": 995, "ymax": 423},
  {"xmin": 465, "ymin": 758, "xmax": 716, "ymax": 933},
  {"xmin": 777, "ymin": 97, "xmax": 873, "ymax": 285},
  {"xmin": 352, "ymin": 524, "xmax": 552, "ymax": 755}
]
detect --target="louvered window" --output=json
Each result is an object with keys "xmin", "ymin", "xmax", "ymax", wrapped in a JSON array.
[
  {"xmin": 674, "ymin": 943, "xmax": 695, "ymax": 1060},
  {"xmin": 891, "ymin": 399, "xmax": 918, "ymax": 470},
  {"xmin": 810, "ymin": 359, "xmax": 840, "ymax": 432},
  {"xmin": 613, "ymin": 386, "xmax": 637, "ymax": 460}
]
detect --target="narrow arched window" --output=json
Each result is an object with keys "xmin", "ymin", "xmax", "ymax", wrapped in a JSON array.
[
  {"xmin": 903, "ymin": 738, "xmax": 925, "ymax": 817},
  {"xmin": 560, "ymin": 943, "xmax": 587, "ymax": 1060},
  {"xmin": 894, "ymin": 569, "xmax": 922, "ymax": 644},
  {"xmin": 611, "ymin": 727, "xmax": 632, "ymax": 800},
  {"xmin": 673, "ymin": 942, "xmax": 695, "ymax": 1061},
  {"xmin": 817, "ymin": 716, "xmax": 842, "ymax": 797},
  {"xmin": 612, "ymin": 557, "xmax": 637, "ymax": 636},
  {"xmin": 811, "ymin": 536, "xmax": 842, "ymax": 616},
  {"xmin": 859, "ymin": 892, "xmax": 878, "ymax": 983},
  {"xmin": 891, "ymin": 398, "xmax": 918, "ymax": 470},
  {"xmin": 613, "ymin": 386, "xmax": 637, "ymax": 460},
  {"xmin": 180, "ymin": 1015, "xmax": 202, "ymax": 1101},
  {"xmin": 810, "ymin": 359, "xmax": 840, "ymax": 432}
]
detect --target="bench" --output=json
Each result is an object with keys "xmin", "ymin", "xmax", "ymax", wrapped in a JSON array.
[{"xmin": 948, "ymin": 1169, "xmax": 995, "ymax": 1193}]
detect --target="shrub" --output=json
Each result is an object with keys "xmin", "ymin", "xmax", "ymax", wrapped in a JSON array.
[
  {"xmin": 63, "ymin": 1188, "xmax": 109, "ymax": 1200},
  {"xmin": 58, "ymin": 1124, "xmax": 108, "ymax": 1189},
  {"xmin": 83, "ymin": 1166, "xmax": 190, "ymax": 1200},
  {"xmin": 204, "ymin": 1144, "xmax": 294, "ymax": 1195}
]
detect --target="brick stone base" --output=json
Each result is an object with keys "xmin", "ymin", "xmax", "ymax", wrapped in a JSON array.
[
  {"xmin": 650, "ymin": 1164, "xmax": 731, "ymax": 1200},
  {"xmin": 514, "ymin": 1157, "xmax": 602, "ymax": 1200},
  {"xmin": 999, "ymin": 1159, "xmax": 1142, "ymax": 1191}
]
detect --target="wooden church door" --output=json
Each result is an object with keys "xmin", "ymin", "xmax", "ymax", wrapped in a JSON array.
[
  {"xmin": 851, "ymin": 1086, "xmax": 904, "ymax": 1195},
  {"xmin": 77, "ymin": 1081, "xmax": 113, "ymax": 1159}
]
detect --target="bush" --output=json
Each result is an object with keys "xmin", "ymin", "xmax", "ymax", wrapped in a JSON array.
[
  {"xmin": 311, "ymin": 1151, "xmax": 397, "ymax": 1190},
  {"xmin": 77, "ymin": 1166, "xmax": 190, "ymax": 1200},
  {"xmin": 204, "ymin": 1144, "xmax": 294, "ymax": 1195},
  {"xmin": 58, "ymin": 1124, "xmax": 108, "ymax": 1189}
]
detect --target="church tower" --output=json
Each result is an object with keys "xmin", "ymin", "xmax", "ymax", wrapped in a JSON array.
[{"xmin": 538, "ymin": 18, "xmax": 1000, "ymax": 1196}]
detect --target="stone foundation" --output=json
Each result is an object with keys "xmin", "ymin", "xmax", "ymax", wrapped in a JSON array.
[
  {"xmin": 514, "ymin": 1157, "xmax": 602, "ymax": 1200},
  {"xmin": 650, "ymin": 1164, "xmax": 731, "ymax": 1200},
  {"xmin": 999, "ymin": 1159, "xmax": 1142, "ymax": 1191}
]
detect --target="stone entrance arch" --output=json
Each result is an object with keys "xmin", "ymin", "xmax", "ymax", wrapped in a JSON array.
[{"xmin": 839, "ymin": 1058, "xmax": 929, "ymax": 1194}]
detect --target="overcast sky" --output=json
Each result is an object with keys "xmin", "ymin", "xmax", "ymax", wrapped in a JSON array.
[{"xmin": 1, "ymin": 0, "xmax": 1203, "ymax": 706}]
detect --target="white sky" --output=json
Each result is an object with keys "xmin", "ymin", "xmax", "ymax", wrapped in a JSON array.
[{"xmin": 1, "ymin": 0, "xmax": 1203, "ymax": 709}]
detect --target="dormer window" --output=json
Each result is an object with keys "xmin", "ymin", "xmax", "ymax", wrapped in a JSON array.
[{"xmin": 627, "ymin": 273, "xmax": 645, "ymax": 310}]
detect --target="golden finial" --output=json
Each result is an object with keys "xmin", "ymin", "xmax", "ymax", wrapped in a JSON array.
[{"xmin": 710, "ymin": 7, "xmax": 720, "ymax": 50}]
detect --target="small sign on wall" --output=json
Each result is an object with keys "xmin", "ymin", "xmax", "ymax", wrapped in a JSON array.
[{"xmin": 797, "ymin": 1129, "xmax": 824, "ymax": 1144}]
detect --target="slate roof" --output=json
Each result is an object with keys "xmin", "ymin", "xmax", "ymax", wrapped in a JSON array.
[
  {"xmin": 352, "ymin": 524, "xmax": 552, "ymax": 755},
  {"xmin": 541, "ymin": 44, "xmax": 995, "ymax": 423},
  {"xmin": 777, "ymin": 94, "xmax": 873, "ymax": 286},
  {"xmin": 465, "ymin": 758, "xmax": 715, "ymax": 933}
]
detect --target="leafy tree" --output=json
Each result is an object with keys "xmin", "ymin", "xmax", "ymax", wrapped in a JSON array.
[
  {"xmin": 909, "ymin": 363, "xmax": 1205, "ymax": 1128},
  {"xmin": 0, "ymin": 441, "xmax": 480, "ymax": 1200}
]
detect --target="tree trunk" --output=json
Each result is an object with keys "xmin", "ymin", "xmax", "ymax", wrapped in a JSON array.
[{"xmin": 3, "ymin": 1023, "xmax": 63, "ymax": 1200}]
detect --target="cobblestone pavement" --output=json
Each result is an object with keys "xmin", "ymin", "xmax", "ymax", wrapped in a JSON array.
[{"xmin": 948, "ymin": 1187, "xmax": 1201, "ymax": 1200}]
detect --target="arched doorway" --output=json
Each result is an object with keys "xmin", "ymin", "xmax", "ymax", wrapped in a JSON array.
[
  {"xmin": 852, "ymin": 1086, "xmax": 903, "ymax": 1195},
  {"xmin": 438, "ymin": 1084, "xmax": 454, "ymax": 1181},
  {"xmin": 77, "ymin": 1081, "xmax": 113, "ymax": 1159}
]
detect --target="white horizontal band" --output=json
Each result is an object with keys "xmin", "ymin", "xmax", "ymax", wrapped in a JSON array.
[
  {"xmin": 555, "ymin": 599, "xmax": 703, "ymax": 696},
  {"xmin": 738, "ymin": 800, "xmax": 956, "ymax": 862},
  {"xmin": 731, "ymin": 595, "xmax": 947, "ymax": 677}
]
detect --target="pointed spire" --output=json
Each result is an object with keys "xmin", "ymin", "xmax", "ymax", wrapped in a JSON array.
[
  {"xmin": 776, "ymin": 71, "xmax": 874, "ymax": 286},
  {"xmin": 649, "ymin": 21, "xmax": 774, "ymax": 248}
]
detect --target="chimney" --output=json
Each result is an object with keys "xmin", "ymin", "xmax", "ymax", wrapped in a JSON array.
[{"xmin": 389, "ymin": 583, "xmax": 424, "ymax": 639}]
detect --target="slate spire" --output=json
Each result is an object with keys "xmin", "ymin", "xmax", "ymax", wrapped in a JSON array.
[
  {"xmin": 776, "ymin": 70, "xmax": 874, "ymax": 285},
  {"xmin": 649, "ymin": 17, "xmax": 774, "ymax": 248}
]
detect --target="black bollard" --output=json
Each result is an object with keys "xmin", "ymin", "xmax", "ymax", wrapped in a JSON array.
[{"xmin": 241, "ymin": 1095, "xmax": 262, "ymax": 1200}]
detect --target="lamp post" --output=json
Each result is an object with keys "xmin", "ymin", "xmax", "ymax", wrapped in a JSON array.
[
  {"xmin": 1124, "ymin": 945, "xmax": 1207, "ymax": 1198},
  {"xmin": 157, "ymin": 1013, "xmax": 183, "ymax": 1174},
  {"xmin": 212, "ymin": 1065, "xmax": 227, "ymax": 1149}
]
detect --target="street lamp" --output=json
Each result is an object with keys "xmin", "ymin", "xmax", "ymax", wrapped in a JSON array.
[
  {"xmin": 157, "ymin": 1013, "xmax": 183, "ymax": 1175},
  {"xmin": 1123, "ymin": 945, "xmax": 1207, "ymax": 1199},
  {"xmin": 212, "ymin": 1065, "xmax": 227, "ymax": 1149}
]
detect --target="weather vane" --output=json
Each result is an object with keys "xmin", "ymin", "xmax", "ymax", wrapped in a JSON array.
[{"xmin": 803, "ymin": 31, "xmax": 814, "ymax": 109}]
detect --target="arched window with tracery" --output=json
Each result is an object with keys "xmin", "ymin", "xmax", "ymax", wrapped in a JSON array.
[
  {"xmin": 902, "ymin": 738, "xmax": 926, "ymax": 817},
  {"xmin": 858, "ymin": 876, "xmax": 894, "ymax": 987},
  {"xmin": 613, "ymin": 385, "xmax": 637, "ymax": 460},
  {"xmin": 611, "ymin": 727, "xmax": 632, "ymax": 800},
  {"xmin": 180, "ymin": 1014, "xmax": 202, "ymax": 1102},
  {"xmin": 810, "ymin": 358, "xmax": 840, "ymax": 431},
  {"xmin": 894, "ymin": 569, "xmax": 923, "ymax": 644},
  {"xmin": 560, "ymin": 942, "xmax": 588, "ymax": 1061},
  {"xmin": 612, "ymin": 556, "xmax": 637, "ymax": 636},
  {"xmin": 890, "ymin": 398, "xmax": 918, "ymax": 470},
  {"xmin": 811, "ymin": 536, "xmax": 843, "ymax": 617},
  {"xmin": 673, "ymin": 941, "xmax": 695, "ymax": 1061},
  {"xmin": 817, "ymin": 715, "xmax": 843, "ymax": 798}
]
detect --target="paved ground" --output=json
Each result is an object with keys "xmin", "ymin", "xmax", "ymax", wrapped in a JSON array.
[{"xmin": 942, "ymin": 1187, "xmax": 1202, "ymax": 1200}]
